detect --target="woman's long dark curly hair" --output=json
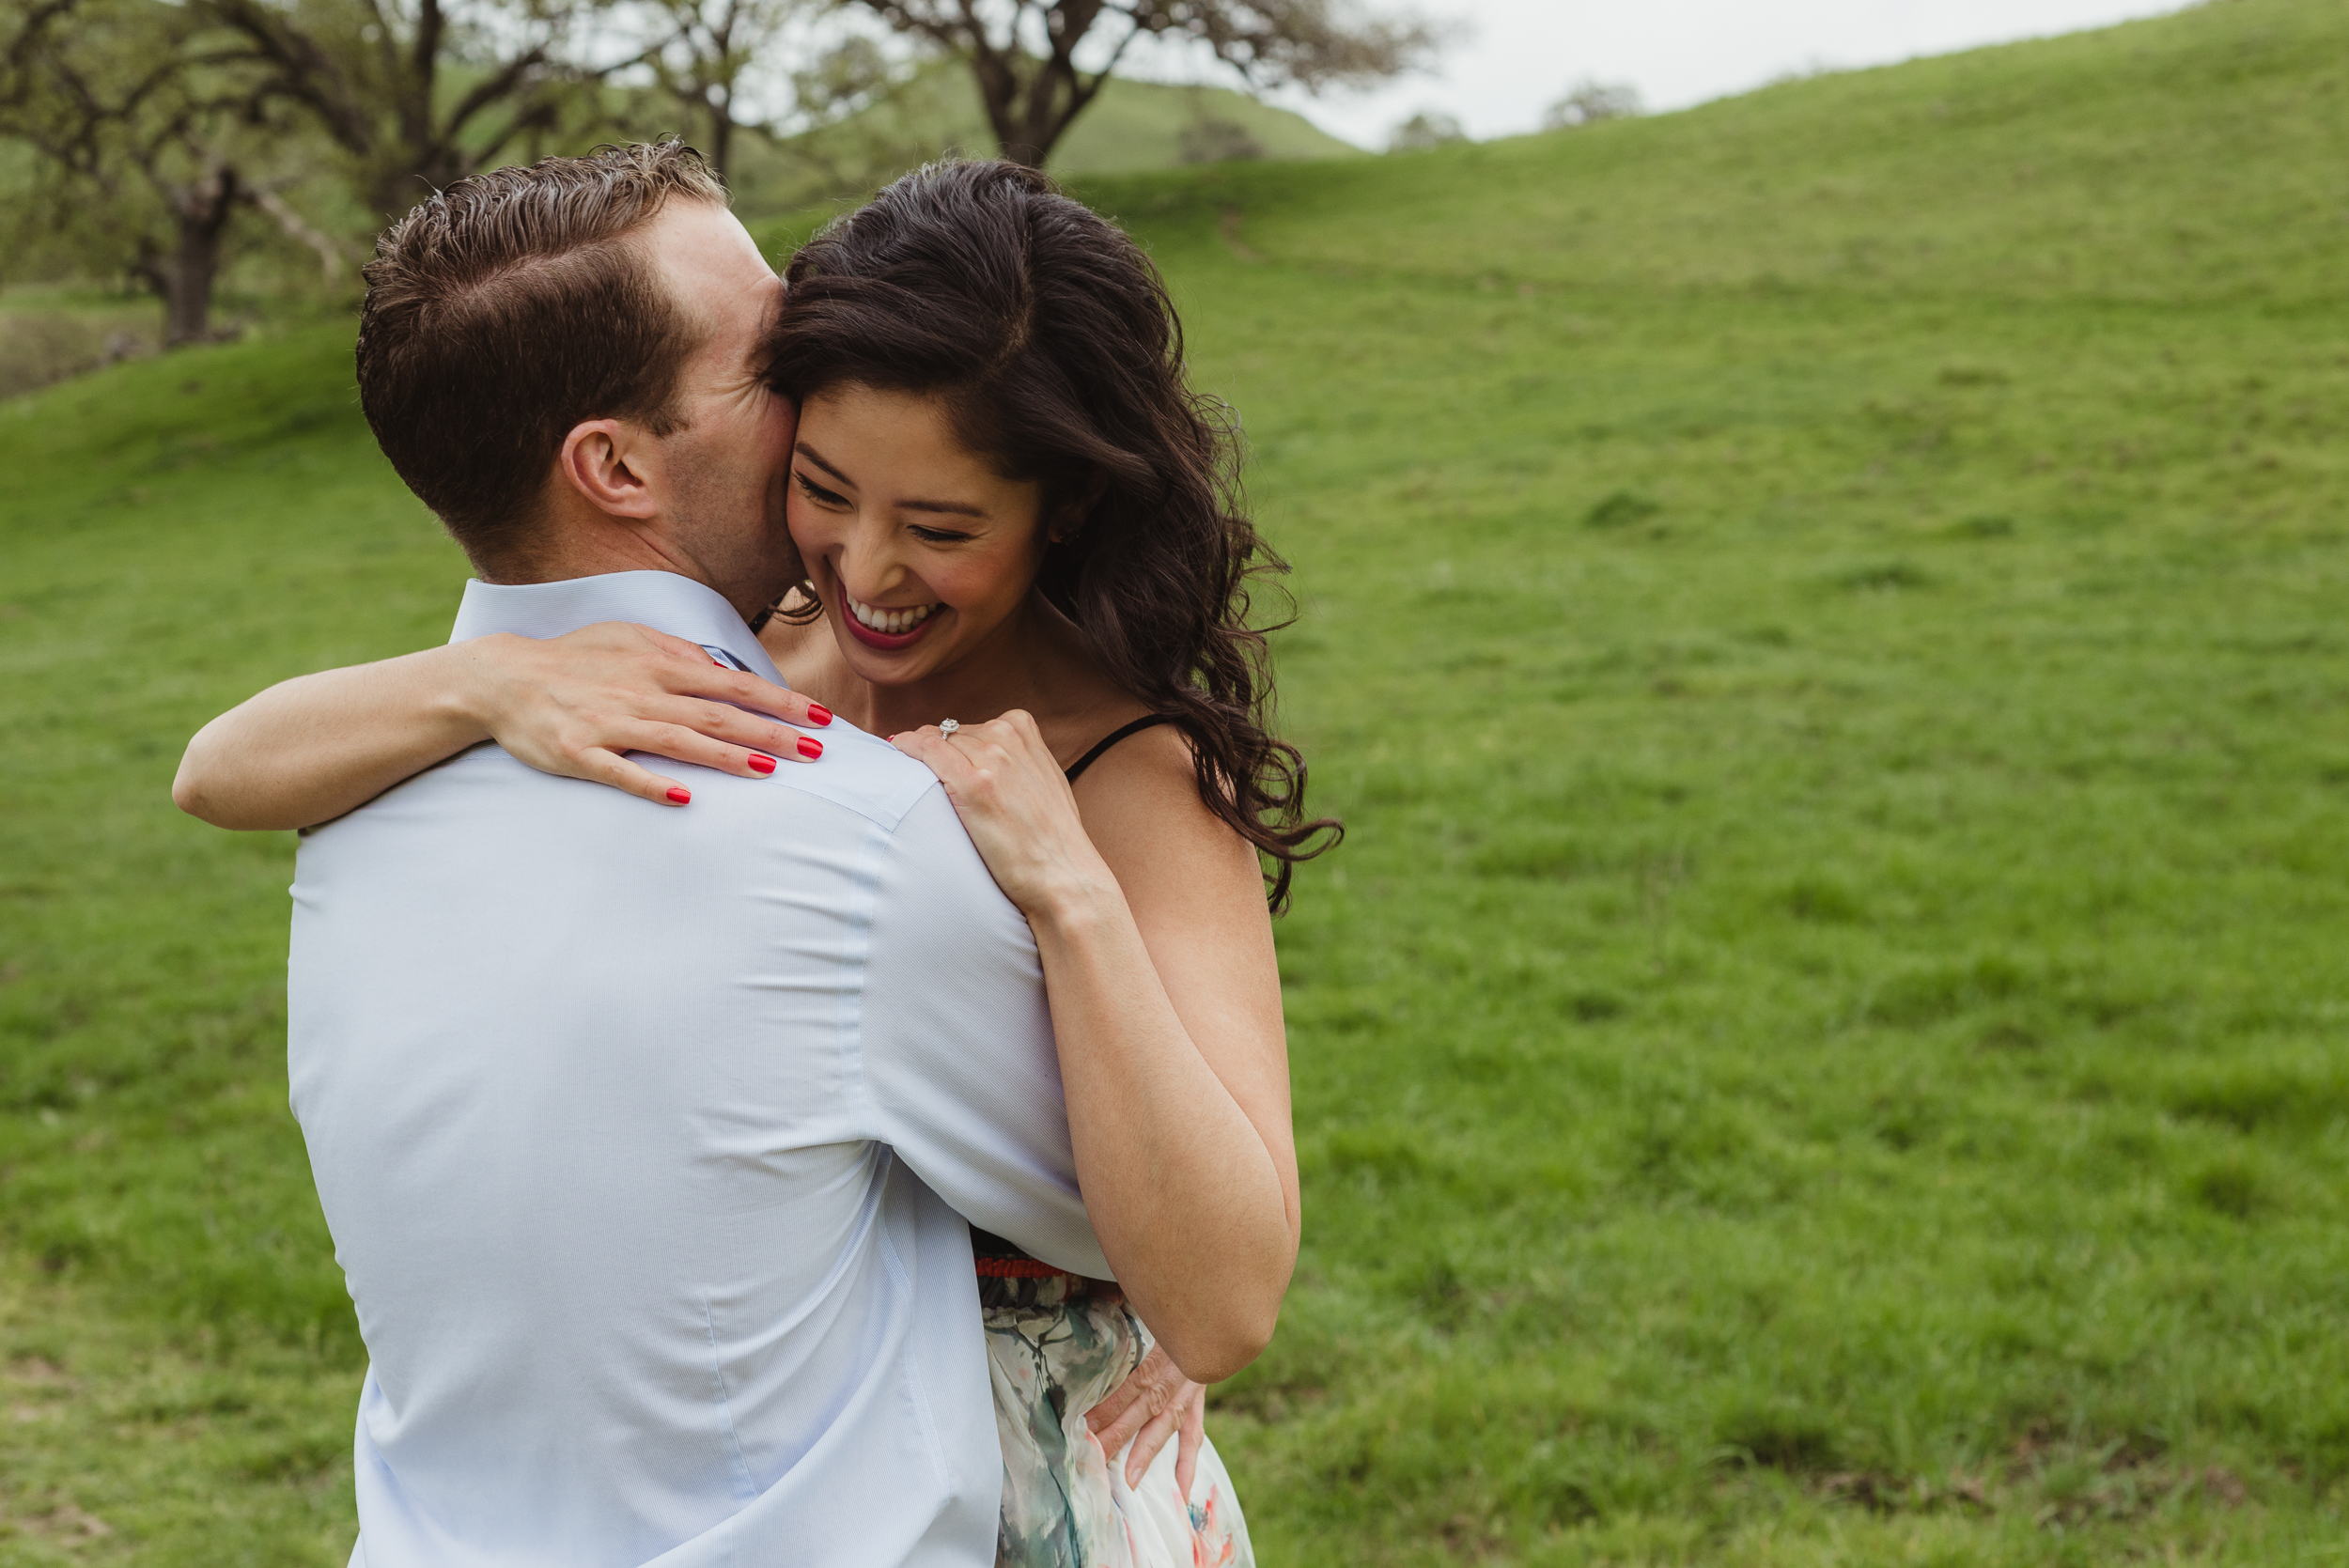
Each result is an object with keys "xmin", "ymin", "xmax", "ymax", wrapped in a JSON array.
[{"xmin": 765, "ymin": 160, "xmax": 1339, "ymax": 909}]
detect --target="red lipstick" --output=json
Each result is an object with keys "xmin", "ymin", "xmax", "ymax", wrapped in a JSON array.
[{"xmin": 838, "ymin": 582, "xmax": 941, "ymax": 651}]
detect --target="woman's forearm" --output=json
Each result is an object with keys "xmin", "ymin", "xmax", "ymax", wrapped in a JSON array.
[
  {"xmin": 881, "ymin": 713, "xmax": 1299, "ymax": 1382},
  {"xmin": 173, "ymin": 641, "xmax": 503, "ymax": 830},
  {"xmin": 1030, "ymin": 879, "xmax": 1299, "ymax": 1385},
  {"xmin": 179, "ymin": 622, "xmax": 832, "ymax": 830}
]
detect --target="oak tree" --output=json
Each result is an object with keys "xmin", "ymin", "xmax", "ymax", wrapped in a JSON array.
[
  {"xmin": 632, "ymin": 0, "xmax": 811, "ymax": 182},
  {"xmin": 0, "ymin": 0, "xmax": 335, "ymax": 344},
  {"xmin": 198, "ymin": 0, "xmax": 634, "ymax": 218},
  {"xmin": 851, "ymin": 0, "xmax": 1436, "ymax": 168}
]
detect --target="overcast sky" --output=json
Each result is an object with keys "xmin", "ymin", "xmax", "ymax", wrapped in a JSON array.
[{"xmin": 1164, "ymin": 1, "xmax": 2194, "ymax": 148}]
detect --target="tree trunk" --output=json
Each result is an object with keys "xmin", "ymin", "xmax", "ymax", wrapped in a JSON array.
[
  {"xmin": 985, "ymin": 63, "xmax": 1064, "ymax": 168},
  {"xmin": 708, "ymin": 96, "xmax": 735, "ymax": 184},
  {"xmin": 704, "ymin": 1, "xmax": 739, "ymax": 186},
  {"xmin": 369, "ymin": 128, "xmax": 473, "ymax": 223},
  {"xmin": 1018, "ymin": 54, "xmax": 1077, "ymax": 167},
  {"xmin": 968, "ymin": 49, "xmax": 1038, "ymax": 166},
  {"xmin": 145, "ymin": 164, "xmax": 241, "ymax": 348},
  {"xmin": 972, "ymin": 24, "xmax": 1112, "ymax": 168},
  {"xmin": 159, "ymin": 231, "xmax": 219, "ymax": 347}
]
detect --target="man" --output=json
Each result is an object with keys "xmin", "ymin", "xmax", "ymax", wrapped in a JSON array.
[{"xmin": 288, "ymin": 142, "xmax": 1108, "ymax": 1566}]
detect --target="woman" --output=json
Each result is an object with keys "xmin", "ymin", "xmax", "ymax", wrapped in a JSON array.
[{"xmin": 178, "ymin": 160, "xmax": 1333, "ymax": 1567}]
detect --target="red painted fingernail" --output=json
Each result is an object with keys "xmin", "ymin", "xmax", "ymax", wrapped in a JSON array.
[
  {"xmin": 665, "ymin": 786, "xmax": 692, "ymax": 804},
  {"xmin": 806, "ymin": 703, "xmax": 832, "ymax": 726},
  {"xmin": 797, "ymin": 737, "xmax": 823, "ymax": 759},
  {"xmin": 748, "ymin": 753, "xmax": 776, "ymax": 774}
]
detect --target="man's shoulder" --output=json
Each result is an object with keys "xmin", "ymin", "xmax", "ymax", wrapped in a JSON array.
[
  {"xmin": 748, "ymin": 723, "xmax": 941, "ymax": 834},
  {"xmin": 297, "ymin": 726, "xmax": 985, "ymax": 945},
  {"xmin": 357, "ymin": 722, "xmax": 942, "ymax": 838}
]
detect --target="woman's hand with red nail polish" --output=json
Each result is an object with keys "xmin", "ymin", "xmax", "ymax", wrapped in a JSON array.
[{"xmin": 460, "ymin": 622, "xmax": 831, "ymax": 808}]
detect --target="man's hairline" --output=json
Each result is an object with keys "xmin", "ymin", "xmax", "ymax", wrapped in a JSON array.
[
  {"xmin": 470, "ymin": 191, "xmax": 737, "ymax": 577},
  {"xmin": 624, "ymin": 189, "xmax": 738, "ymax": 393}
]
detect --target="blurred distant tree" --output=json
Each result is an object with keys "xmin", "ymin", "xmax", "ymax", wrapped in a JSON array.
[
  {"xmin": 652, "ymin": 23, "xmax": 944, "ymax": 199},
  {"xmin": 195, "ymin": 0, "xmax": 641, "ymax": 219},
  {"xmin": 1177, "ymin": 85, "xmax": 1263, "ymax": 163},
  {"xmin": 1385, "ymin": 106, "xmax": 1459, "ymax": 151},
  {"xmin": 749, "ymin": 34, "xmax": 942, "ymax": 195},
  {"xmin": 786, "ymin": 32, "xmax": 918, "ymax": 135},
  {"xmin": 634, "ymin": 0, "xmax": 809, "ymax": 182},
  {"xmin": 1542, "ymin": 77, "xmax": 1638, "ymax": 130},
  {"xmin": 850, "ymin": 0, "xmax": 1438, "ymax": 168},
  {"xmin": 0, "ymin": 0, "xmax": 339, "ymax": 344},
  {"xmin": 1177, "ymin": 113, "xmax": 1262, "ymax": 163}
]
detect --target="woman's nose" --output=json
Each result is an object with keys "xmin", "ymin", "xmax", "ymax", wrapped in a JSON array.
[{"xmin": 835, "ymin": 526, "xmax": 909, "ymax": 601}]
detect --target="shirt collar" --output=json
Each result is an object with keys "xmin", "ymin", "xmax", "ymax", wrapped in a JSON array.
[{"xmin": 447, "ymin": 571, "xmax": 786, "ymax": 685}]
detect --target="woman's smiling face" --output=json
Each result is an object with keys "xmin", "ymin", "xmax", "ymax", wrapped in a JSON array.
[{"xmin": 786, "ymin": 383, "xmax": 1051, "ymax": 685}]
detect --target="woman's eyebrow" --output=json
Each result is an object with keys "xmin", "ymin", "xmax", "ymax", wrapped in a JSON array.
[{"xmin": 793, "ymin": 443, "xmax": 854, "ymax": 485}]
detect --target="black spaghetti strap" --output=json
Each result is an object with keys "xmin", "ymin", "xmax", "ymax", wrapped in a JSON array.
[{"xmin": 1064, "ymin": 714, "xmax": 1175, "ymax": 783}]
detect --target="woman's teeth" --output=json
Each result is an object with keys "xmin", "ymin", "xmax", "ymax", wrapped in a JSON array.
[{"xmin": 847, "ymin": 593, "xmax": 941, "ymax": 636}]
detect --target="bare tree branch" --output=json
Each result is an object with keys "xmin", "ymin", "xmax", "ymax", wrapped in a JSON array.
[
  {"xmin": 850, "ymin": 0, "xmax": 1435, "ymax": 167},
  {"xmin": 249, "ymin": 183, "xmax": 344, "ymax": 280},
  {"xmin": 194, "ymin": 0, "xmax": 639, "ymax": 217},
  {"xmin": 622, "ymin": 0, "xmax": 812, "ymax": 181}
]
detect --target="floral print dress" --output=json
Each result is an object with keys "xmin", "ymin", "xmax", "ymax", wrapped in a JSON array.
[{"xmin": 977, "ymin": 1256, "xmax": 1253, "ymax": 1568}]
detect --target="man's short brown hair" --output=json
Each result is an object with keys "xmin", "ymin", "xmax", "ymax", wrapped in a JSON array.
[{"xmin": 356, "ymin": 142, "xmax": 729, "ymax": 573}]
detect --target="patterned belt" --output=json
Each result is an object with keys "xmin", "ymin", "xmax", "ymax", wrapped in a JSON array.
[
  {"xmin": 974, "ymin": 1255, "xmax": 1082, "ymax": 1279},
  {"xmin": 969, "ymin": 1227, "xmax": 1082, "ymax": 1280}
]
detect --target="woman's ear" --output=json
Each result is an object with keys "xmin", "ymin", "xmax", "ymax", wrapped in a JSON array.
[
  {"xmin": 1049, "ymin": 474, "xmax": 1112, "ymax": 544},
  {"xmin": 556, "ymin": 419, "xmax": 661, "ymax": 520}
]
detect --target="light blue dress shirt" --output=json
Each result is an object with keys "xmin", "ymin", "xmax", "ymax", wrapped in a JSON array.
[{"xmin": 287, "ymin": 571, "xmax": 1110, "ymax": 1568}]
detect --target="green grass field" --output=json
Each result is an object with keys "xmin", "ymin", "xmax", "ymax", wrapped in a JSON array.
[
  {"xmin": 0, "ymin": 287, "xmax": 160, "ymax": 402},
  {"xmin": 7, "ymin": 0, "xmax": 2349, "ymax": 1560}
]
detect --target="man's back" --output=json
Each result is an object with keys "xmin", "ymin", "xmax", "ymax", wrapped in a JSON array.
[{"xmin": 288, "ymin": 575, "xmax": 1105, "ymax": 1568}]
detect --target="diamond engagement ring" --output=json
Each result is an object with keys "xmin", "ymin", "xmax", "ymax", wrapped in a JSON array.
[{"xmin": 939, "ymin": 720, "xmax": 960, "ymax": 737}]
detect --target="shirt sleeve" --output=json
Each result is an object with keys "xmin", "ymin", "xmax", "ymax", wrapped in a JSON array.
[{"xmin": 855, "ymin": 784, "xmax": 1112, "ymax": 1280}]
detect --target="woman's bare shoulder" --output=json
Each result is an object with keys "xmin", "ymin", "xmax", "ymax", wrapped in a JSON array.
[
  {"xmin": 1070, "ymin": 716, "xmax": 1194, "ymax": 801},
  {"xmin": 1074, "ymin": 721, "xmax": 1259, "ymax": 889}
]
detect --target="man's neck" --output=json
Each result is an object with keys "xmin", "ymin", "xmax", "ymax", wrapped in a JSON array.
[{"xmin": 485, "ymin": 524, "xmax": 767, "ymax": 625}]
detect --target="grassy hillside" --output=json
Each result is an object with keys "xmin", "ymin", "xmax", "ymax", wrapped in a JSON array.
[
  {"xmin": 8, "ymin": 0, "xmax": 2349, "ymax": 1561},
  {"xmin": 726, "ymin": 67, "xmax": 1361, "ymax": 216},
  {"xmin": 1042, "ymin": 76, "xmax": 1364, "ymax": 173},
  {"xmin": 0, "ymin": 286, "xmax": 158, "ymax": 400}
]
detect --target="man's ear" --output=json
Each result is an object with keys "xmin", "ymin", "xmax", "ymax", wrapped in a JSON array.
[{"xmin": 555, "ymin": 418, "xmax": 661, "ymax": 520}]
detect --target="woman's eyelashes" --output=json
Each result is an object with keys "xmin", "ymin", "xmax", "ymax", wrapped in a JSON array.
[
  {"xmin": 795, "ymin": 472, "xmax": 979, "ymax": 544},
  {"xmin": 792, "ymin": 472, "xmax": 848, "ymax": 507}
]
